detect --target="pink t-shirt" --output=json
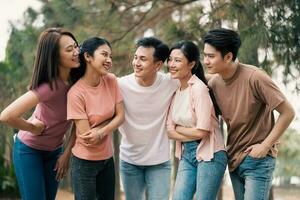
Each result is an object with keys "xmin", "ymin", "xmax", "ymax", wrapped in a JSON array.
[
  {"xmin": 18, "ymin": 79, "xmax": 71, "ymax": 151},
  {"xmin": 67, "ymin": 73, "xmax": 123, "ymax": 161}
]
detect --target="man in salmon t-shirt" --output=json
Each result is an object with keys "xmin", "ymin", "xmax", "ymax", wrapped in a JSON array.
[
  {"xmin": 118, "ymin": 37, "xmax": 178, "ymax": 200},
  {"xmin": 203, "ymin": 28, "xmax": 295, "ymax": 200}
]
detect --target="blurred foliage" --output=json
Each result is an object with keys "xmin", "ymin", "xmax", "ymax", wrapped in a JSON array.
[
  {"xmin": 275, "ymin": 128, "xmax": 300, "ymax": 184},
  {"xmin": 0, "ymin": 0, "xmax": 299, "ymax": 196}
]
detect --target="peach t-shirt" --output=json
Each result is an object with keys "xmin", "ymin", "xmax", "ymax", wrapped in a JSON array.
[{"xmin": 67, "ymin": 73, "xmax": 123, "ymax": 160}]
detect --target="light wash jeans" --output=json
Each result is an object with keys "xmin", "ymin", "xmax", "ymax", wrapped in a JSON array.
[
  {"xmin": 173, "ymin": 141, "xmax": 227, "ymax": 200},
  {"xmin": 13, "ymin": 136, "xmax": 62, "ymax": 200},
  {"xmin": 229, "ymin": 155, "xmax": 275, "ymax": 200},
  {"xmin": 71, "ymin": 156, "xmax": 115, "ymax": 200},
  {"xmin": 120, "ymin": 159, "xmax": 171, "ymax": 200}
]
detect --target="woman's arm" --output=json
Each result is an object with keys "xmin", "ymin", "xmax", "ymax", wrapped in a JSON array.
[
  {"xmin": 79, "ymin": 101, "xmax": 125, "ymax": 145},
  {"xmin": 175, "ymin": 125, "xmax": 209, "ymax": 139},
  {"xmin": 167, "ymin": 129, "xmax": 199, "ymax": 142},
  {"xmin": 54, "ymin": 123, "xmax": 76, "ymax": 180},
  {"xmin": 0, "ymin": 91, "xmax": 45, "ymax": 135},
  {"xmin": 96, "ymin": 102, "xmax": 125, "ymax": 137}
]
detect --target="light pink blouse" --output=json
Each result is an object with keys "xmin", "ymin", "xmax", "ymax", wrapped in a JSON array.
[{"xmin": 167, "ymin": 75, "xmax": 226, "ymax": 161}]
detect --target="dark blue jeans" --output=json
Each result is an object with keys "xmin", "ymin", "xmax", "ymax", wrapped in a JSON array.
[
  {"xmin": 13, "ymin": 136, "xmax": 62, "ymax": 200},
  {"xmin": 71, "ymin": 155, "xmax": 115, "ymax": 200}
]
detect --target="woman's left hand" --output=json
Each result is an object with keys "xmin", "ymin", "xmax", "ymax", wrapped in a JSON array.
[{"xmin": 54, "ymin": 152, "xmax": 70, "ymax": 181}]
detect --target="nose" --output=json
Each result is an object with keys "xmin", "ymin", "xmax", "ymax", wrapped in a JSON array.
[
  {"xmin": 168, "ymin": 60, "xmax": 175, "ymax": 69},
  {"xmin": 106, "ymin": 56, "xmax": 112, "ymax": 63},
  {"xmin": 133, "ymin": 58, "xmax": 141, "ymax": 67},
  {"xmin": 203, "ymin": 56, "xmax": 209, "ymax": 65},
  {"xmin": 74, "ymin": 47, "xmax": 80, "ymax": 55}
]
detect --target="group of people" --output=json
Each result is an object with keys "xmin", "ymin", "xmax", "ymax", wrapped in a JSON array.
[{"xmin": 0, "ymin": 27, "xmax": 295, "ymax": 200}]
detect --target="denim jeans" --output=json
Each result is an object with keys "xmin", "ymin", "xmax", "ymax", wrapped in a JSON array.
[
  {"xmin": 229, "ymin": 155, "xmax": 275, "ymax": 200},
  {"xmin": 120, "ymin": 159, "xmax": 171, "ymax": 200},
  {"xmin": 13, "ymin": 136, "xmax": 62, "ymax": 200},
  {"xmin": 173, "ymin": 141, "xmax": 227, "ymax": 200},
  {"xmin": 71, "ymin": 155, "xmax": 115, "ymax": 200}
]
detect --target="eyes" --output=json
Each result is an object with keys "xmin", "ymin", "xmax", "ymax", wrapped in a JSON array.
[
  {"xmin": 66, "ymin": 43, "xmax": 78, "ymax": 52},
  {"xmin": 101, "ymin": 52, "xmax": 112, "ymax": 59},
  {"xmin": 204, "ymin": 54, "xmax": 215, "ymax": 59},
  {"xmin": 168, "ymin": 57, "xmax": 182, "ymax": 63},
  {"xmin": 133, "ymin": 55, "xmax": 147, "ymax": 62}
]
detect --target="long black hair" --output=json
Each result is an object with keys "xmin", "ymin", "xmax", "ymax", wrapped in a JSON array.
[
  {"xmin": 70, "ymin": 37, "xmax": 111, "ymax": 83},
  {"xmin": 169, "ymin": 40, "xmax": 221, "ymax": 116}
]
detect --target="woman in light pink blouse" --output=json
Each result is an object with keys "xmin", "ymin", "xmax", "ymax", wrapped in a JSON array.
[{"xmin": 167, "ymin": 41, "xmax": 227, "ymax": 200}]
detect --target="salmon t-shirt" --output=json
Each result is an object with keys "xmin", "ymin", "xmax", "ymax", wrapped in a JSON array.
[{"xmin": 67, "ymin": 73, "xmax": 123, "ymax": 160}]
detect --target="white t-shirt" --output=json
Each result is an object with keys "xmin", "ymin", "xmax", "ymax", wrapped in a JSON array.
[
  {"xmin": 171, "ymin": 88, "xmax": 194, "ymax": 128},
  {"xmin": 118, "ymin": 72, "xmax": 179, "ymax": 165}
]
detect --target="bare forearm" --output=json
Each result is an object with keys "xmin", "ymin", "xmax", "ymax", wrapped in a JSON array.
[
  {"xmin": 101, "ymin": 102, "xmax": 124, "ymax": 136},
  {"xmin": 167, "ymin": 130, "xmax": 197, "ymax": 142},
  {"xmin": 102, "ymin": 114, "xmax": 124, "ymax": 136},
  {"xmin": 262, "ymin": 102, "xmax": 295, "ymax": 148},
  {"xmin": 176, "ymin": 126, "xmax": 209, "ymax": 140},
  {"xmin": 63, "ymin": 126, "xmax": 76, "ymax": 155},
  {"xmin": 2, "ymin": 117, "xmax": 37, "ymax": 134}
]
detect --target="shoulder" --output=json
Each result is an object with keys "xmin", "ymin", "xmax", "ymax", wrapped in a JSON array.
[
  {"xmin": 159, "ymin": 72, "xmax": 180, "ymax": 87},
  {"xmin": 68, "ymin": 80, "xmax": 84, "ymax": 98},
  {"xmin": 104, "ymin": 73, "xmax": 117, "ymax": 81},
  {"xmin": 190, "ymin": 77, "xmax": 209, "ymax": 94},
  {"xmin": 240, "ymin": 64, "xmax": 272, "ymax": 83},
  {"xmin": 117, "ymin": 73, "xmax": 134, "ymax": 84}
]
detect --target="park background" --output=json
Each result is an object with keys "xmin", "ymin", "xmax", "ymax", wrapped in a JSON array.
[{"xmin": 0, "ymin": 0, "xmax": 299, "ymax": 199}]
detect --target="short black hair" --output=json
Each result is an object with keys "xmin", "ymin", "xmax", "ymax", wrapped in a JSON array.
[
  {"xmin": 204, "ymin": 28, "xmax": 241, "ymax": 61},
  {"xmin": 136, "ymin": 37, "xmax": 169, "ymax": 62}
]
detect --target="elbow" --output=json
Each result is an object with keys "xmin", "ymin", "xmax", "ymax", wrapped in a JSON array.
[
  {"xmin": 0, "ymin": 110, "xmax": 13, "ymax": 124},
  {"xmin": 119, "ymin": 111, "xmax": 125, "ymax": 124},
  {"xmin": 289, "ymin": 107, "xmax": 296, "ymax": 122},
  {"xmin": 167, "ymin": 130, "xmax": 175, "ymax": 139},
  {"xmin": 195, "ymin": 129, "xmax": 210, "ymax": 139}
]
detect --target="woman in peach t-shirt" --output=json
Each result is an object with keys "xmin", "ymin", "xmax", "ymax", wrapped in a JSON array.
[{"xmin": 67, "ymin": 37, "xmax": 124, "ymax": 200}]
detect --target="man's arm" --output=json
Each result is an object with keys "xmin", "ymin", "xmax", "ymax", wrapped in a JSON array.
[{"xmin": 245, "ymin": 100, "xmax": 295, "ymax": 158}]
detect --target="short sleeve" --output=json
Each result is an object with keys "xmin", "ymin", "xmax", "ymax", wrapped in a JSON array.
[
  {"xmin": 113, "ymin": 76, "xmax": 123, "ymax": 103},
  {"xmin": 250, "ymin": 70, "xmax": 286, "ymax": 110},
  {"xmin": 67, "ymin": 88, "xmax": 88, "ymax": 120},
  {"xmin": 33, "ymin": 82, "xmax": 56, "ymax": 102},
  {"xmin": 192, "ymin": 84, "xmax": 213, "ymax": 131}
]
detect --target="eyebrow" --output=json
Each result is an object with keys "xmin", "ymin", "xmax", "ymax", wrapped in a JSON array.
[
  {"xmin": 100, "ymin": 49, "xmax": 112, "ymax": 54},
  {"xmin": 64, "ymin": 42, "xmax": 77, "ymax": 49},
  {"xmin": 203, "ymin": 52, "xmax": 215, "ymax": 55}
]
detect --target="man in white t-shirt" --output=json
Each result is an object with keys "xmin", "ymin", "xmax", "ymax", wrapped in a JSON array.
[{"xmin": 118, "ymin": 37, "xmax": 178, "ymax": 200}]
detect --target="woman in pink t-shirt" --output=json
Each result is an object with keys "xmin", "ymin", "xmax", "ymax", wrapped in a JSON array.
[
  {"xmin": 0, "ymin": 28, "xmax": 80, "ymax": 200},
  {"xmin": 67, "ymin": 37, "xmax": 124, "ymax": 200},
  {"xmin": 167, "ymin": 41, "xmax": 228, "ymax": 200}
]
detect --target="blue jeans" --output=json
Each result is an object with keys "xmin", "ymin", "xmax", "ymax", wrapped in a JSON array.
[
  {"xmin": 173, "ymin": 141, "xmax": 227, "ymax": 200},
  {"xmin": 71, "ymin": 155, "xmax": 115, "ymax": 200},
  {"xmin": 13, "ymin": 136, "xmax": 62, "ymax": 200},
  {"xmin": 229, "ymin": 155, "xmax": 275, "ymax": 200},
  {"xmin": 120, "ymin": 159, "xmax": 171, "ymax": 200}
]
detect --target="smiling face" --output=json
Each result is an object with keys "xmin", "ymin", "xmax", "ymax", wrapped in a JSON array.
[
  {"xmin": 132, "ymin": 46, "xmax": 161, "ymax": 80},
  {"xmin": 203, "ymin": 43, "xmax": 228, "ymax": 75},
  {"xmin": 168, "ymin": 49, "xmax": 193, "ymax": 81},
  {"xmin": 58, "ymin": 35, "xmax": 80, "ymax": 69},
  {"xmin": 88, "ymin": 44, "xmax": 112, "ymax": 76}
]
